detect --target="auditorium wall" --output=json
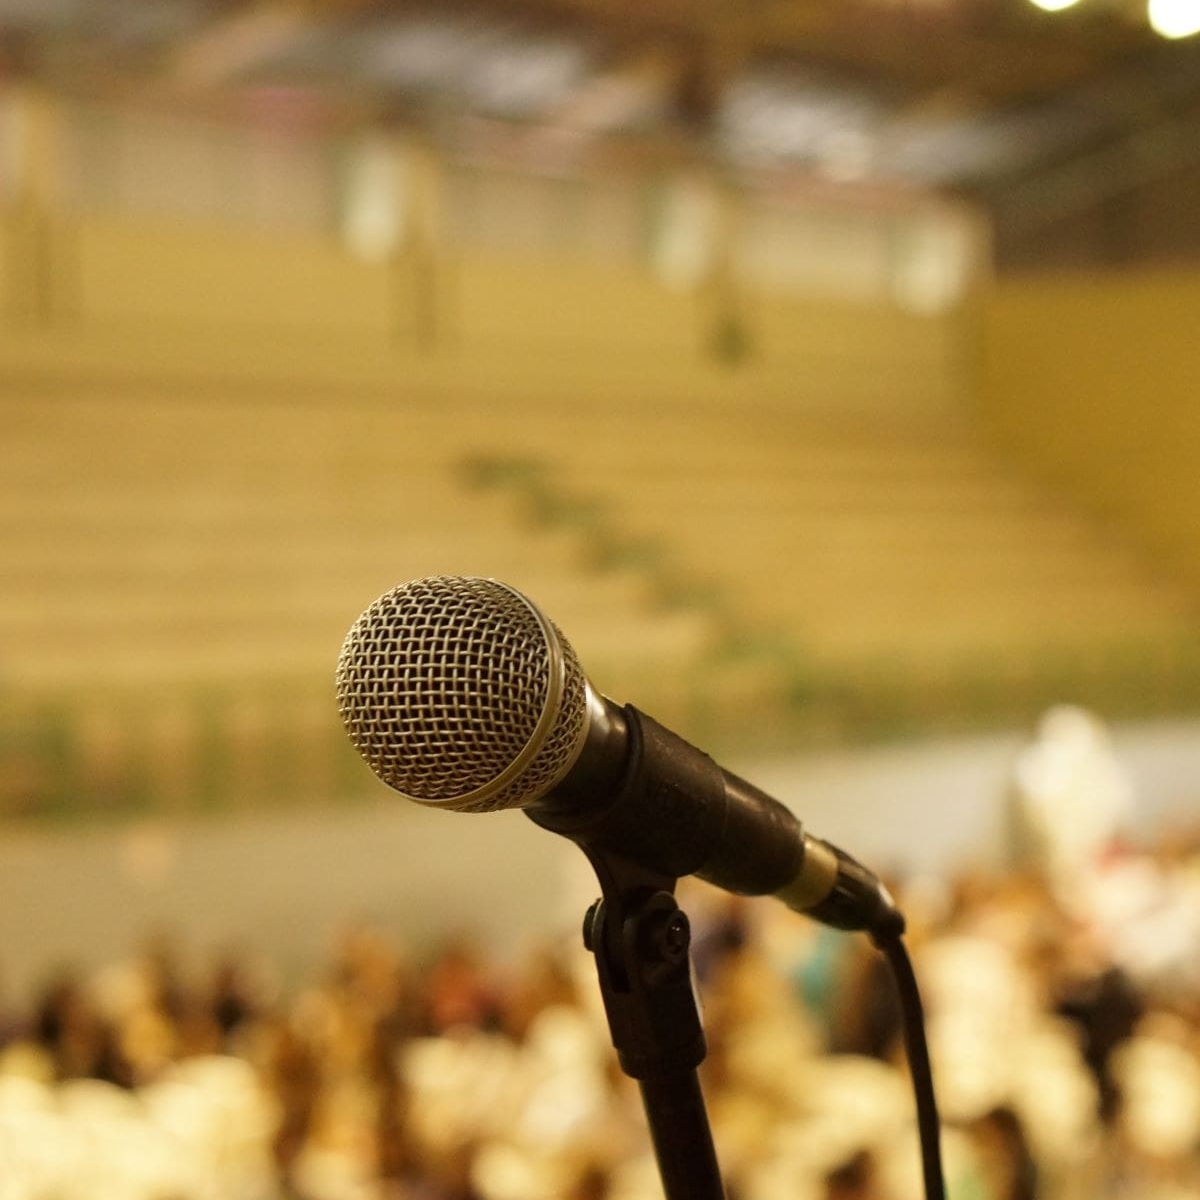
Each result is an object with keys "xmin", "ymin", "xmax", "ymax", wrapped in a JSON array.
[
  {"xmin": 978, "ymin": 267, "xmax": 1200, "ymax": 591},
  {"xmin": 1, "ymin": 208, "xmax": 975, "ymax": 413},
  {"xmin": 72, "ymin": 218, "xmax": 398, "ymax": 340}
]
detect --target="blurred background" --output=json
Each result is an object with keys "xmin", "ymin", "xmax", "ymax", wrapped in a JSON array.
[{"xmin": 1, "ymin": 1, "xmax": 1199, "ymax": 1198}]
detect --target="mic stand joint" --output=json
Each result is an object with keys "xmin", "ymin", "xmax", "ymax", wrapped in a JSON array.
[{"xmin": 579, "ymin": 846, "xmax": 726, "ymax": 1200}]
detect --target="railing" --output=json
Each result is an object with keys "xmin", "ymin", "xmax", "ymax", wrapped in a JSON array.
[
  {"xmin": 0, "ymin": 681, "xmax": 367, "ymax": 822},
  {"xmin": 0, "ymin": 87, "xmax": 982, "ymax": 388}
]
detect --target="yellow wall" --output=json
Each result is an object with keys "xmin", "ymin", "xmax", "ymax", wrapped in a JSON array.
[
  {"xmin": 1, "ymin": 207, "xmax": 969, "ymax": 414},
  {"xmin": 70, "ymin": 217, "xmax": 400, "ymax": 341},
  {"xmin": 746, "ymin": 291, "xmax": 965, "ymax": 412},
  {"xmin": 448, "ymin": 250, "xmax": 700, "ymax": 357},
  {"xmin": 979, "ymin": 268, "xmax": 1200, "ymax": 588}
]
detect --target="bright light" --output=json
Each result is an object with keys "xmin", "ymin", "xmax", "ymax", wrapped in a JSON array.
[
  {"xmin": 1148, "ymin": 0, "xmax": 1200, "ymax": 38},
  {"xmin": 1027, "ymin": 0, "xmax": 1082, "ymax": 11}
]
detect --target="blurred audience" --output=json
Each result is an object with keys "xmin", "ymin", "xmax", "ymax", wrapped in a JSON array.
[{"xmin": 2, "ymin": 720, "xmax": 1199, "ymax": 1199}]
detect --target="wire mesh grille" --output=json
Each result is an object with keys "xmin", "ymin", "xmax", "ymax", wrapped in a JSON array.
[{"xmin": 336, "ymin": 576, "xmax": 588, "ymax": 812}]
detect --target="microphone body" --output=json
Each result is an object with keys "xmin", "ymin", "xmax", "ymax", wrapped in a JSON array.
[
  {"xmin": 527, "ymin": 694, "xmax": 897, "ymax": 933},
  {"xmin": 336, "ymin": 576, "xmax": 901, "ymax": 937}
]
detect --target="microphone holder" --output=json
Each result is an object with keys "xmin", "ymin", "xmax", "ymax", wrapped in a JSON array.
[{"xmin": 579, "ymin": 845, "xmax": 726, "ymax": 1200}]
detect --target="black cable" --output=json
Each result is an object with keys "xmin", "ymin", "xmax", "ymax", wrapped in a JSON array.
[{"xmin": 874, "ymin": 932, "xmax": 946, "ymax": 1200}]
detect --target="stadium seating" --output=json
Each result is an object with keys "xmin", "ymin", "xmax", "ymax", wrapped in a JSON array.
[{"xmin": 2, "ymin": 333, "xmax": 1196, "ymax": 819}]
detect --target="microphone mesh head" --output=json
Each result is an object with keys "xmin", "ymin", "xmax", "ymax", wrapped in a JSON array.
[{"xmin": 336, "ymin": 576, "xmax": 588, "ymax": 812}]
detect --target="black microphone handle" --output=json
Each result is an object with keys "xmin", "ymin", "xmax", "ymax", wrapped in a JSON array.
[
  {"xmin": 527, "ymin": 700, "xmax": 804, "ymax": 896},
  {"xmin": 527, "ymin": 699, "xmax": 902, "ymax": 937}
]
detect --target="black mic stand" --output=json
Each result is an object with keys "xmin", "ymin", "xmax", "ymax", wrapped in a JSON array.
[{"xmin": 579, "ymin": 846, "xmax": 726, "ymax": 1200}]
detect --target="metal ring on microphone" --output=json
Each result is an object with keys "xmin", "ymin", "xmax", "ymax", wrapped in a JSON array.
[{"xmin": 444, "ymin": 580, "xmax": 567, "ymax": 810}]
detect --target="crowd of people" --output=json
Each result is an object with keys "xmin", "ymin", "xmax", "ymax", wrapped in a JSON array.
[
  {"xmin": 1, "ymin": 710, "xmax": 1198, "ymax": 1200},
  {"xmin": 0, "ymin": 826, "xmax": 1197, "ymax": 1200}
]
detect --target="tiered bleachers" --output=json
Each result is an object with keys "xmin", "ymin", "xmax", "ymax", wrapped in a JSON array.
[
  {"xmin": 0, "ymin": 382, "xmax": 723, "ymax": 815},
  {"xmin": 473, "ymin": 402, "xmax": 1199, "ymax": 731},
  {"xmin": 2, "ymin": 337, "xmax": 1197, "ymax": 815}
]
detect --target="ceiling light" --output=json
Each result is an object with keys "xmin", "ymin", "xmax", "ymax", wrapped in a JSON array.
[
  {"xmin": 1148, "ymin": 0, "xmax": 1200, "ymax": 38},
  {"xmin": 1027, "ymin": 0, "xmax": 1082, "ymax": 11}
]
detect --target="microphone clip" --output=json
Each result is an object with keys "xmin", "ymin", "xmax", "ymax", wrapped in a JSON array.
[
  {"xmin": 578, "ymin": 846, "xmax": 726, "ymax": 1200},
  {"xmin": 580, "ymin": 848, "xmax": 706, "ymax": 1080}
]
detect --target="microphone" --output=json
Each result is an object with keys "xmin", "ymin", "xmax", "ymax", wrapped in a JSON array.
[{"xmin": 336, "ymin": 575, "xmax": 902, "ymax": 938}]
